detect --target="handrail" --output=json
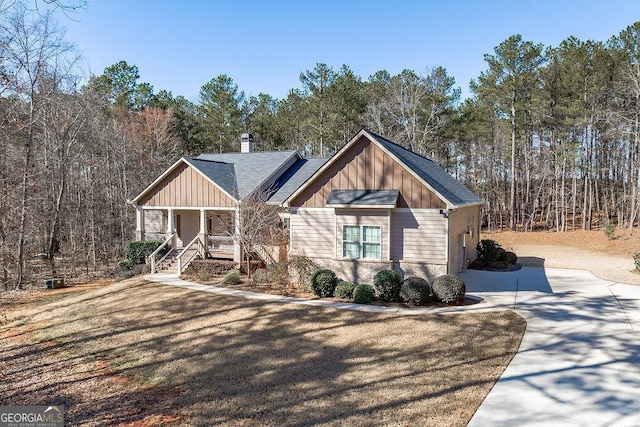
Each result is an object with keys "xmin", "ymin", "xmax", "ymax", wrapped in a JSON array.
[
  {"xmin": 149, "ymin": 233, "xmax": 176, "ymax": 274},
  {"xmin": 177, "ymin": 235, "xmax": 204, "ymax": 274},
  {"xmin": 253, "ymin": 244, "xmax": 277, "ymax": 265}
]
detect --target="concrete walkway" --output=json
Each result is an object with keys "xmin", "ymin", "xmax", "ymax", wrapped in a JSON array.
[
  {"xmin": 462, "ymin": 267, "xmax": 640, "ymax": 427},
  {"xmin": 146, "ymin": 268, "xmax": 640, "ymax": 426}
]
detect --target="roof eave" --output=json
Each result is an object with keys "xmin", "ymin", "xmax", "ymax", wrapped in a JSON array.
[
  {"xmin": 327, "ymin": 204, "xmax": 397, "ymax": 209},
  {"xmin": 131, "ymin": 157, "xmax": 187, "ymax": 204},
  {"xmin": 283, "ymin": 129, "xmax": 370, "ymax": 206},
  {"xmin": 132, "ymin": 156, "xmax": 240, "ymax": 205}
]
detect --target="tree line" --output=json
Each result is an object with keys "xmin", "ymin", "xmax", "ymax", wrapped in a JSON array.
[{"xmin": 1, "ymin": 0, "xmax": 639, "ymax": 287}]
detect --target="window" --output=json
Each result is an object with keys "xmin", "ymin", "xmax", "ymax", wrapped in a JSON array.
[
  {"xmin": 362, "ymin": 226, "xmax": 381, "ymax": 259},
  {"xmin": 343, "ymin": 226, "xmax": 360, "ymax": 258},
  {"xmin": 342, "ymin": 225, "xmax": 381, "ymax": 259}
]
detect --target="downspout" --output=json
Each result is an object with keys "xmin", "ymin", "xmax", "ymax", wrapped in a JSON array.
[{"xmin": 445, "ymin": 209, "xmax": 450, "ymax": 275}]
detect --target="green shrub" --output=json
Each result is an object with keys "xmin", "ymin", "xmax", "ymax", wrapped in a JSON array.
[
  {"xmin": 352, "ymin": 284, "xmax": 375, "ymax": 304},
  {"xmin": 503, "ymin": 251, "xmax": 518, "ymax": 265},
  {"xmin": 310, "ymin": 268, "xmax": 338, "ymax": 297},
  {"xmin": 476, "ymin": 239, "xmax": 504, "ymax": 263},
  {"xmin": 334, "ymin": 281, "xmax": 357, "ymax": 299},
  {"xmin": 221, "ymin": 269, "xmax": 242, "ymax": 286},
  {"xmin": 117, "ymin": 259, "xmax": 135, "ymax": 271},
  {"xmin": 126, "ymin": 240, "xmax": 167, "ymax": 264},
  {"xmin": 373, "ymin": 269, "xmax": 403, "ymax": 302},
  {"xmin": 432, "ymin": 274, "xmax": 466, "ymax": 304},
  {"xmin": 635, "ymin": 253, "xmax": 640, "ymax": 271},
  {"xmin": 604, "ymin": 222, "xmax": 618, "ymax": 240},
  {"xmin": 400, "ymin": 277, "xmax": 431, "ymax": 306}
]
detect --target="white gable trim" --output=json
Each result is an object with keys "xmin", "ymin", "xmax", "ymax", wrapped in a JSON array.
[
  {"xmin": 283, "ymin": 129, "xmax": 472, "ymax": 209},
  {"xmin": 131, "ymin": 157, "xmax": 238, "ymax": 205}
]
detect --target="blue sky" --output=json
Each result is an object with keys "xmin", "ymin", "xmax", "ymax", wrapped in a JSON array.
[{"xmin": 64, "ymin": 0, "xmax": 640, "ymax": 102}]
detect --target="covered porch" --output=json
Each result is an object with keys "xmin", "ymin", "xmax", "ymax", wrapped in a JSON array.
[{"xmin": 136, "ymin": 206, "xmax": 241, "ymax": 264}]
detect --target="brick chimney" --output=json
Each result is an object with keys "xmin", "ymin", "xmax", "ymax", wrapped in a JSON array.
[{"xmin": 240, "ymin": 133, "xmax": 254, "ymax": 153}]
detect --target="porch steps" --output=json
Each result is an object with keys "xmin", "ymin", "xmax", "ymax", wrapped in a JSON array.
[
  {"xmin": 155, "ymin": 248, "xmax": 201, "ymax": 275},
  {"xmin": 156, "ymin": 249, "xmax": 179, "ymax": 274}
]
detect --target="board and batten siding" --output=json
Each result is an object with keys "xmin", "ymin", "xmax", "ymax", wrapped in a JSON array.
[
  {"xmin": 139, "ymin": 162, "xmax": 235, "ymax": 208},
  {"xmin": 289, "ymin": 136, "xmax": 446, "ymax": 210},
  {"xmin": 391, "ymin": 209, "xmax": 447, "ymax": 263},
  {"xmin": 335, "ymin": 209, "xmax": 389, "ymax": 260},
  {"xmin": 290, "ymin": 208, "xmax": 335, "ymax": 258}
]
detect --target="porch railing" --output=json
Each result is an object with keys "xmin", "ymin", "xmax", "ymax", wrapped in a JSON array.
[
  {"xmin": 177, "ymin": 235, "xmax": 206, "ymax": 274},
  {"xmin": 149, "ymin": 233, "xmax": 177, "ymax": 274}
]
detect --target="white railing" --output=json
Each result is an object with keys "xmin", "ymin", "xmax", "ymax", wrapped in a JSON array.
[
  {"xmin": 177, "ymin": 235, "xmax": 205, "ymax": 274},
  {"xmin": 149, "ymin": 233, "xmax": 176, "ymax": 274},
  {"xmin": 253, "ymin": 244, "xmax": 280, "ymax": 265},
  {"xmin": 208, "ymin": 235, "xmax": 234, "ymax": 252}
]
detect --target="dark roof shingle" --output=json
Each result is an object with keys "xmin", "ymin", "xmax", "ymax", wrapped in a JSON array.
[
  {"xmin": 367, "ymin": 131, "xmax": 483, "ymax": 207},
  {"xmin": 327, "ymin": 190, "xmax": 400, "ymax": 207},
  {"xmin": 190, "ymin": 151, "xmax": 298, "ymax": 200},
  {"xmin": 266, "ymin": 157, "xmax": 329, "ymax": 204}
]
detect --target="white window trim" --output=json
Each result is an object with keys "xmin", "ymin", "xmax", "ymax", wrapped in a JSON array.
[{"xmin": 341, "ymin": 224, "xmax": 382, "ymax": 260}]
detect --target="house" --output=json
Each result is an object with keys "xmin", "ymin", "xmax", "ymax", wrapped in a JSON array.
[{"xmin": 132, "ymin": 130, "xmax": 483, "ymax": 281}]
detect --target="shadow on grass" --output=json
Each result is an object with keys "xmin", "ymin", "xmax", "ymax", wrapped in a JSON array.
[{"xmin": 1, "ymin": 278, "xmax": 526, "ymax": 426}]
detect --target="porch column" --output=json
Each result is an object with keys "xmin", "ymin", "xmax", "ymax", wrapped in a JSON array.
[
  {"xmin": 135, "ymin": 206, "xmax": 144, "ymax": 241},
  {"xmin": 233, "ymin": 206, "xmax": 242, "ymax": 263},
  {"xmin": 167, "ymin": 208, "xmax": 176, "ymax": 248},
  {"xmin": 199, "ymin": 208, "xmax": 207, "ymax": 257}
]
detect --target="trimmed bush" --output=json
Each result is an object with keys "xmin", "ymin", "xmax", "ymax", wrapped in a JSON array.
[
  {"xmin": 373, "ymin": 269, "xmax": 403, "ymax": 302},
  {"xmin": 476, "ymin": 239, "xmax": 504, "ymax": 263},
  {"xmin": 503, "ymin": 251, "xmax": 518, "ymax": 265},
  {"xmin": 221, "ymin": 269, "xmax": 242, "ymax": 286},
  {"xmin": 400, "ymin": 276, "xmax": 431, "ymax": 306},
  {"xmin": 352, "ymin": 284, "xmax": 375, "ymax": 304},
  {"xmin": 334, "ymin": 281, "xmax": 357, "ymax": 299},
  {"xmin": 432, "ymin": 274, "xmax": 466, "ymax": 304},
  {"xmin": 126, "ymin": 240, "xmax": 167, "ymax": 264},
  {"xmin": 310, "ymin": 268, "xmax": 338, "ymax": 297}
]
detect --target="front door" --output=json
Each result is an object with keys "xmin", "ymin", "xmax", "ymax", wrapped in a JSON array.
[{"xmin": 175, "ymin": 210, "xmax": 199, "ymax": 248}]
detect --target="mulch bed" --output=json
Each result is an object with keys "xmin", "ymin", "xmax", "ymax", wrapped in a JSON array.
[{"xmin": 194, "ymin": 277, "xmax": 482, "ymax": 309}]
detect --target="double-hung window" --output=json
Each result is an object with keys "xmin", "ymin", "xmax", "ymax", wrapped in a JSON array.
[{"xmin": 342, "ymin": 225, "xmax": 381, "ymax": 259}]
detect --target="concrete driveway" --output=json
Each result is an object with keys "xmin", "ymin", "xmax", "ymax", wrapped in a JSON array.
[{"xmin": 462, "ymin": 267, "xmax": 640, "ymax": 426}]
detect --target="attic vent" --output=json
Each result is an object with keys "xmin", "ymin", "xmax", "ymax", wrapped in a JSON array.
[{"xmin": 241, "ymin": 133, "xmax": 254, "ymax": 153}]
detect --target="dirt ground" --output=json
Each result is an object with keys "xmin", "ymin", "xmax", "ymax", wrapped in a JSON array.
[
  {"xmin": 485, "ymin": 229, "xmax": 640, "ymax": 285},
  {"xmin": 0, "ymin": 278, "xmax": 525, "ymax": 426}
]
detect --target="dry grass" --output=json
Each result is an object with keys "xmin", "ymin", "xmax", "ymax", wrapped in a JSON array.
[
  {"xmin": 486, "ymin": 229, "xmax": 640, "ymax": 285},
  {"xmin": 1, "ymin": 278, "xmax": 525, "ymax": 426}
]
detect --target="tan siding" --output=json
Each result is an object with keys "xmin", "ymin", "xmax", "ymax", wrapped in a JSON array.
[
  {"xmin": 391, "ymin": 210, "xmax": 447, "ymax": 262},
  {"xmin": 143, "ymin": 210, "xmax": 164, "ymax": 233},
  {"xmin": 139, "ymin": 162, "xmax": 235, "ymax": 207},
  {"xmin": 448, "ymin": 205, "xmax": 481, "ymax": 272},
  {"xmin": 335, "ymin": 209, "xmax": 389, "ymax": 260},
  {"xmin": 290, "ymin": 136, "xmax": 446, "ymax": 209},
  {"xmin": 290, "ymin": 209, "xmax": 335, "ymax": 258}
]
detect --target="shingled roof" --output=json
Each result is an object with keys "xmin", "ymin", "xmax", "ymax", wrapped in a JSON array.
[
  {"xmin": 367, "ymin": 131, "xmax": 483, "ymax": 207},
  {"xmin": 266, "ymin": 157, "xmax": 329, "ymax": 205},
  {"xmin": 194, "ymin": 151, "xmax": 299, "ymax": 200}
]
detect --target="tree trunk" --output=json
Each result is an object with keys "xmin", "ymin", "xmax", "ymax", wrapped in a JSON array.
[{"xmin": 510, "ymin": 93, "xmax": 517, "ymax": 231}]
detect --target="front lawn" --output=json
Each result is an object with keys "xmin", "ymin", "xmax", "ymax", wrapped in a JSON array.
[{"xmin": 0, "ymin": 278, "xmax": 525, "ymax": 426}]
